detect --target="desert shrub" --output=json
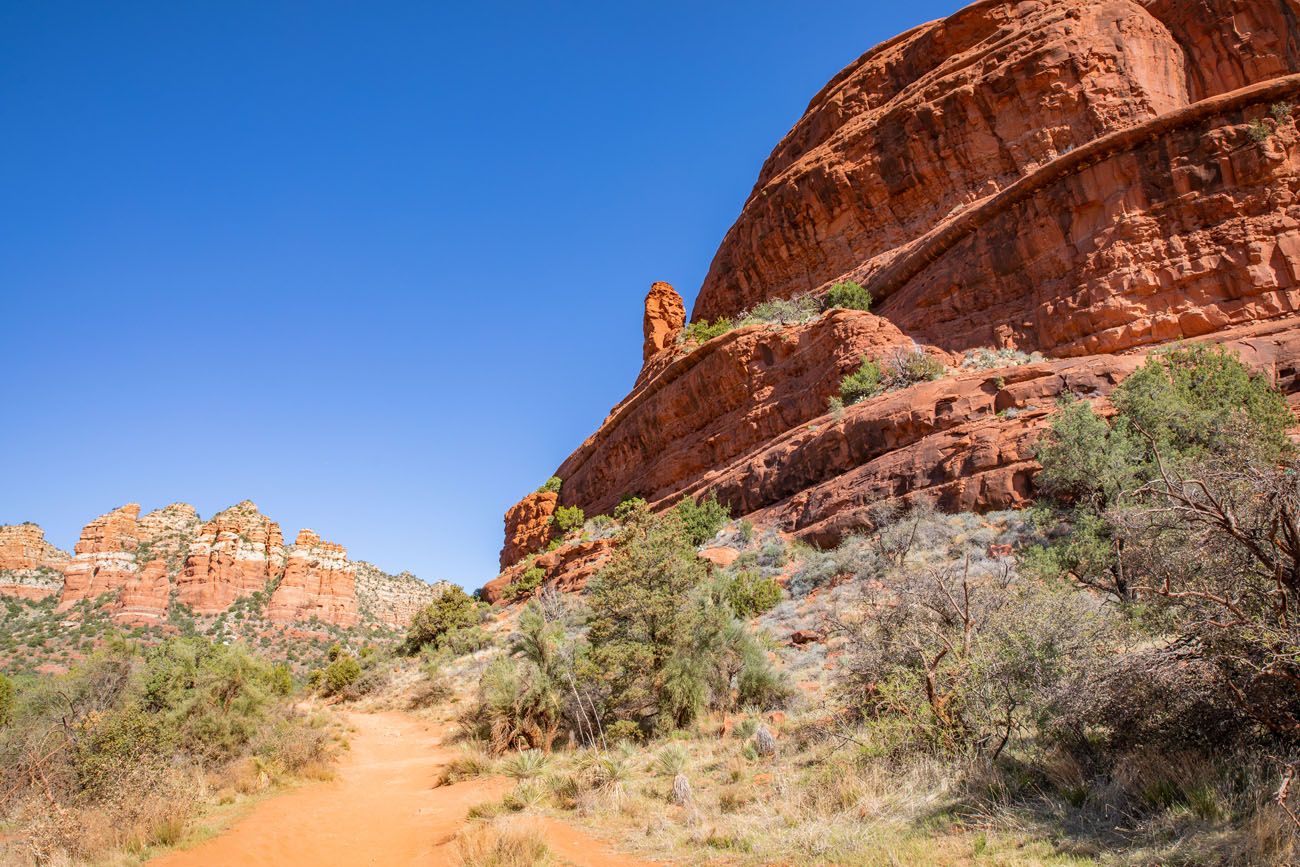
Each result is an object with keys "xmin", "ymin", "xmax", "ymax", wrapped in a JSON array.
[
  {"xmin": 721, "ymin": 570, "xmax": 783, "ymax": 617},
  {"xmin": 881, "ymin": 346, "xmax": 945, "ymax": 389},
  {"xmin": 824, "ymin": 280, "xmax": 872, "ymax": 312},
  {"xmin": 403, "ymin": 586, "xmax": 484, "ymax": 653},
  {"xmin": 840, "ymin": 357, "xmax": 883, "ymax": 405},
  {"xmin": 682, "ymin": 318, "xmax": 734, "ymax": 344},
  {"xmin": 738, "ymin": 294, "xmax": 820, "ymax": 326},
  {"xmin": 674, "ymin": 492, "xmax": 731, "ymax": 546},
  {"xmin": 477, "ymin": 604, "xmax": 568, "ymax": 753},
  {"xmin": 453, "ymin": 818, "xmax": 553, "ymax": 866},
  {"xmin": 614, "ymin": 496, "xmax": 647, "ymax": 521},
  {"xmin": 551, "ymin": 505, "xmax": 584, "ymax": 534},
  {"xmin": 506, "ymin": 566, "xmax": 545, "ymax": 601},
  {"xmin": 537, "ymin": 476, "xmax": 562, "ymax": 494},
  {"xmin": 321, "ymin": 653, "xmax": 361, "ymax": 696}
]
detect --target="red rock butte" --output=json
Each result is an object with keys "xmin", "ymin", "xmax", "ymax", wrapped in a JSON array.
[{"xmin": 490, "ymin": 0, "xmax": 1300, "ymax": 599}]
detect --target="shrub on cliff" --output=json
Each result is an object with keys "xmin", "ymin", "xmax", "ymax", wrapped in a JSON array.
[
  {"xmin": 507, "ymin": 566, "xmax": 545, "ymax": 601},
  {"xmin": 551, "ymin": 505, "xmax": 585, "ymax": 535},
  {"xmin": 882, "ymin": 347, "xmax": 946, "ymax": 388},
  {"xmin": 738, "ymin": 294, "xmax": 820, "ymax": 326},
  {"xmin": 720, "ymin": 569, "xmax": 782, "ymax": 618},
  {"xmin": 403, "ymin": 586, "xmax": 484, "ymax": 654},
  {"xmin": 682, "ymin": 318, "xmax": 734, "ymax": 344},
  {"xmin": 840, "ymin": 357, "xmax": 884, "ymax": 405},
  {"xmin": 674, "ymin": 493, "xmax": 731, "ymax": 546},
  {"xmin": 537, "ymin": 476, "xmax": 562, "ymax": 494},
  {"xmin": 824, "ymin": 280, "xmax": 872, "ymax": 312}
]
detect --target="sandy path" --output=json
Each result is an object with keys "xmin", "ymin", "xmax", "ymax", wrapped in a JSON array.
[{"xmin": 151, "ymin": 710, "xmax": 650, "ymax": 866}]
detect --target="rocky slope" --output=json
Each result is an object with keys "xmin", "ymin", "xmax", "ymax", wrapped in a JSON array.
[
  {"xmin": 491, "ymin": 0, "xmax": 1300, "ymax": 597},
  {"xmin": 2, "ymin": 501, "xmax": 445, "ymax": 629}
]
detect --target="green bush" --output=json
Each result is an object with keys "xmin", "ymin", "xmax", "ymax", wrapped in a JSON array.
[
  {"xmin": 683, "ymin": 318, "xmax": 735, "ymax": 344},
  {"xmin": 614, "ymin": 496, "xmax": 647, "ymax": 521},
  {"xmin": 722, "ymin": 570, "xmax": 783, "ymax": 617},
  {"xmin": 824, "ymin": 281, "xmax": 872, "ymax": 312},
  {"xmin": 403, "ymin": 586, "xmax": 483, "ymax": 653},
  {"xmin": 674, "ymin": 493, "xmax": 731, "ymax": 546},
  {"xmin": 537, "ymin": 476, "xmax": 562, "ymax": 494},
  {"xmin": 322, "ymin": 653, "xmax": 362, "ymax": 696},
  {"xmin": 551, "ymin": 505, "xmax": 585, "ymax": 534},
  {"xmin": 840, "ymin": 357, "xmax": 884, "ymax": 405},
  {"xmin": 507, "ymin": 566, "xmax": 546, "ymax": 601}
]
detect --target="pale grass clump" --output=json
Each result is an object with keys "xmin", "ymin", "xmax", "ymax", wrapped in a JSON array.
[
  {"xmin": 453, "ymin": 817, "xmax": 554, "ymax": 867},
  {"xmin": 438, "ymin": 745, "xmax": 497, "ymax": 786}
]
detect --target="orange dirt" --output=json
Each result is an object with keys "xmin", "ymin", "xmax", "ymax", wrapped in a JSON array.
[{"xmin": 151, "ymin": 710, "xmax": 653, "ymax": 866}]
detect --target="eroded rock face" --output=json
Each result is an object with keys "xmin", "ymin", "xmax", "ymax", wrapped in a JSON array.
[
  {"xmin": 643, "ymin": 281, "xmax": 686, "ymax": 363},
  {"xmin": 496, "ymin": 0, "xmax": 1300, "ymax": 595},
  {"xmin": 499, "ymin": 491, "xmax": 558, "ymax": 570},
  {"xmin": 58, "ymin": 504, "xmax": 142, "ymax": 611},
  {"xmin": 0, "ymin": 523, "xmax": 68, "ymax": 600},
  {"xmin": 483, "ymin": 537, "xmax": 615, "ymax": 603},
  {"xmin": 175, "ymin": 500, "xmax": 285, "ymax": 614},
  {"xmin": 355, "ymin": 561, "xmax": 449, "ymax": 628},
  {"xmin": 267, "ymin": 529, "xmax": 358, "ymax": 627},
  {"xmin": 692, "ymin": 0, "xmax": 1300, "ymax": 324}
]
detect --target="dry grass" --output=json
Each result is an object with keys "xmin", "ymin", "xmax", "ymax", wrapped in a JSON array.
[{"xmin": 453, "ymin": 817, "xmax": 553, "ymax": 866}]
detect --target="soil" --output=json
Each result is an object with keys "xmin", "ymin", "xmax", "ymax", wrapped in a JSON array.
[{"xmin": 150, "ymin": 709, "xmax": 652, "ymax": 866}]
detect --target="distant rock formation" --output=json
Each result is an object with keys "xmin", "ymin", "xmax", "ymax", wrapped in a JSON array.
[
  {"xmin": 2, "ymin": 500, "xmax": 438, "ymax": 629},
  {"xmin": 494, "ymin": 0, "xmax": 1300, "ymax": 595}
]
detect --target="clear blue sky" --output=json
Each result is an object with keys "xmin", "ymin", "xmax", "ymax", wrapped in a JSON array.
[{"xmin": 1, "ymin": 0, "xmax": 964, "ymax": 588}]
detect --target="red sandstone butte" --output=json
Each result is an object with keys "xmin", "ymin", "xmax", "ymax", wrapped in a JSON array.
[
  {"xmin": 267, "ymin": 529, "xmax": 359, "ymax": 628},
  {"xmin": 58, "ymin": 504, "xmax": 143, "ymax": 611},
  {"xmin": 493, "ymin": 0, "xmax": 1300, "ymax": 595},
  {"xmin": 175, "ymin": 500, "xmax": 285, "ymax": 614}
]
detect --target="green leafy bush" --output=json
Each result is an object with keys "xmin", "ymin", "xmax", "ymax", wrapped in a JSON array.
[
  {"xmin": 824, "ymin": 281, "xmax": 872, "ymax": 312},
  {"xmin": 840, "ymin": 357, "xmax": 884, "ymax": 405},
  {"xmin": 0, "ymin": 673, "xmax": 12, "ymax": 727},
  {"xmin": 507, "ymin": 566, "xmax": 546, "ymax": 601},
  {"xmin": 882, "ymin": 347, "xmax": 945, "ymax": 388},
  {"xmin": 403, "ymin": 586, "xmax": 484, "ymax": 653},
  {"xmin": 674, "ymin": 493, "xmax": 731, "ymax": 546},
  {"xmin": 321, "ymin": 653, "xmax": 362, "ymax": 696},
  {"xmin": 537, "ymin": 476, "xmax": 562, "ymax": 494},
  {"xmin": 682, "ymin": 318, "xmax": 735, "ymax": 344},
  {"xmin": 721, "ymin": 570, "xmax": 783, "ymax": 617},
  {"xmin": 551, "ymin": 505, "xmax": 585, "ymax": 534}
]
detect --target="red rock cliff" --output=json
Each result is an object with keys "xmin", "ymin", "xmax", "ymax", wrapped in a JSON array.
[
  {"xmin": 0, "ymin": 523, "xmax": 69, "ymax": 600},
  {"xmin": 495, "ymin": 0, "xmax": 1300, "ymax": 587},
  {"xmin": 267, "ymin": 529, "xmax": 359, "ymax": 627}
]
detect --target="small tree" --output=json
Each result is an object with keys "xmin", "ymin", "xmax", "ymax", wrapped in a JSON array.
[
  {"xmin": 0, "ymin": 673, "xmax": 13, "ymax": 727},
  {"xmin": 538, "ymin": 476, "xmax": 562, "ymax": 494}
]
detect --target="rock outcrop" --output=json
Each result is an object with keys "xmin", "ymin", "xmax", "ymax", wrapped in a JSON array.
[
  {"xmin": 499, "ymin": 491, "xmax": 558, "ymax": 570},
  {"xmin": 495, "ymin": 0, "xmax": 1300, "ymax": 593},
  {"xmin": 266, "ymin": 529, "xmax": 358, "ymax": 627},
  {"xmin": 643, "ymin": 281, "xmax": 686, "ymax": 363},
  {"xmin": 175, "ymin": 501, "xmax": 286, "ymax": 614},
  {"xmin": 0, "ymin": 523, "xmax": 68, "ymax": 600},
  {"xmin": 58, "ymin": 504, "xmax": 143, "ymax": 611}
]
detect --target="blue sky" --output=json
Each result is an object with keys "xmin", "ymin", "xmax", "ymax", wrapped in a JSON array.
[{"xmin": 1, "ymin": 0, "xmax": 964, "ymax": 588}]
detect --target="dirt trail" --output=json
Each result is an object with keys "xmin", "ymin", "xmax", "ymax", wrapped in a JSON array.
[{"xmin": 151, "ymin": 710, "xmax": 652, "ymax": 866}]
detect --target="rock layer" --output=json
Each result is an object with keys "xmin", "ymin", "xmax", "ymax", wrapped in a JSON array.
[
  {"xmin": 0, "ymin": 524, "xmax": 68, "ymax": 601},
  {"xmin": 495, "ymin": 0, "xmax": 1300, "ymax": 591}
]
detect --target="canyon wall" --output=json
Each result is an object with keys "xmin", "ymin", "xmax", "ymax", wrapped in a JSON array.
[{"xmin": 494, "ymin": 0, "xmax": 1300, "ymax": 595}]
